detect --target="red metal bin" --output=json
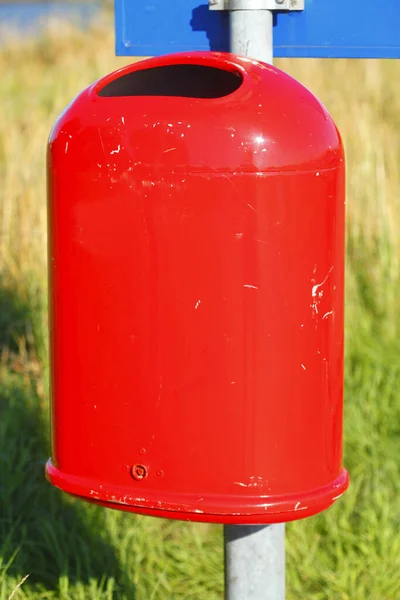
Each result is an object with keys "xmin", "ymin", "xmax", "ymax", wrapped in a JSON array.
[{"xmin": 46, "ymin": 51, "xmax": 349, "ymax": 524}]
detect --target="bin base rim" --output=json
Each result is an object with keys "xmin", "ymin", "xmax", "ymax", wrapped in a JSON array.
[{"xmin": 45, "ymin": 460, "xmax": 349, "ymax": 524}]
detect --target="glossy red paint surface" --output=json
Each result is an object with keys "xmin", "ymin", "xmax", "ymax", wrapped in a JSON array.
[{"xmin": 46, "ymin": 52, "xmax": 349, "ymax": 524}]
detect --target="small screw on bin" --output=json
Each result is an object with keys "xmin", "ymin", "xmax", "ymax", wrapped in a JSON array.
[{"xmin": 131, "ymin": 464, "xmax": 148, "ymax": 480}]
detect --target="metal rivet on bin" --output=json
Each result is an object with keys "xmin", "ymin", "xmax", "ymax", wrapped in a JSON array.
[{"xmin": 131, "ymin": 464, "xmax": 148, "ymax": 480}]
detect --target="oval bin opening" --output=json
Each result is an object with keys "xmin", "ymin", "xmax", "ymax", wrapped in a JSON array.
[{"xmin": 98, "ymin": 64, "xmax": 243, "ymax": 99}]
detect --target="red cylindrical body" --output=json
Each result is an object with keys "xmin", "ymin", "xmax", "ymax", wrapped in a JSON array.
[{"xmin": 46, "ymin": 52, "xmax": 348, "ymax": 524}]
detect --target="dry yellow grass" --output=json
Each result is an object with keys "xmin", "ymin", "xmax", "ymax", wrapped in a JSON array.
[{"xmin": 0, "ymin": 21, "xmax": 125, "ymax": 286}]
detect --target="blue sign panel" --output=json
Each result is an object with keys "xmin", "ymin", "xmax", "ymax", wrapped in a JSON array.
[{"xmin": 115, "ymin": 0, "xmax": 400, "ymax": 59}]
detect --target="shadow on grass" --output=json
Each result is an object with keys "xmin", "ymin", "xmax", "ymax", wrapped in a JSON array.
[{"xmin": 0, "ymin": 281, "xmax": 134, "ymax": 598}]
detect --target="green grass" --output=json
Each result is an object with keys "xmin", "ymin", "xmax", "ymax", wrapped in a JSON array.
[{"xmin": 1, "ymin": 18, "xmax": 400, "ymax": 600}]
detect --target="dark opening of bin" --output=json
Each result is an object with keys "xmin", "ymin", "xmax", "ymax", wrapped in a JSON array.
[{"xmin": 98, "ymin": 64, "xmax": 243, "ymax": 99}]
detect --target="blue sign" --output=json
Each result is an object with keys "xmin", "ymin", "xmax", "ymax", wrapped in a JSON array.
[{"xmin": 115, "ymin": 0, "xmax": 400, "ymax": 59}]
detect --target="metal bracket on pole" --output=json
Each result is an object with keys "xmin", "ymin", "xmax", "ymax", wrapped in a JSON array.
[{"xmin": 209, "ymin": 0, "xmax": 304, "ymax": 11}]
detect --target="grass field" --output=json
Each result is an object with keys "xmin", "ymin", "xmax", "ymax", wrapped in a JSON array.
[{"xmin": 1, "ymin": 18, "xmax": 400, "ymax": 600}]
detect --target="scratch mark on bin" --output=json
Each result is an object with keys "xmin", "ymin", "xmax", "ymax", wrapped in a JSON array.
[
  {"xmin": 98, "ymin": 128, "xmax": 105, "ymax": 153},
  {"xmin": 332, "ymin": 493, "xmax": 344, "ymax": 501},
  {"xmin": 157, "ymin": 376, "xmax": 163, "ymax": 409},
  {"xmin": 242, "ymin": 197, "xmax": 257, "ymax": 212},
  {"xmin": 312, "ymin": 267, "xmax": 334, "ymax": 298},
  {"xmin": 235, "ymin": 476, "xmax": 268, "ymax": 488},
  {"xmin": 244, "ymin": 284, "xmax": 258, "ymax": 290},
  {"xmin": 220, "ymin": 172, "xmax": 257, "ymax": 212},
  {"xmin": 311, "ymin": 267, "xmax": 334, "ymax": 317}
]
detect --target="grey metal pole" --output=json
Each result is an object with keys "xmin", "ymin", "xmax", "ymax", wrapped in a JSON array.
[
  {"xmin": 224, "ymin": 4, "xmax": 286, "ymax": 599},
  {"xmin": 224, "ymin": 524, "xmax": 286, "ymax": 600},
  {"xmin": 230, "ymin": 8, "xmax": 273, "ymax": 65}
]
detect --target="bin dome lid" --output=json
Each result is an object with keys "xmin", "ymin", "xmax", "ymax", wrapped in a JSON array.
[{"xmin": 49, "ymin": 51, "xmax": 343, "ymax": 174}]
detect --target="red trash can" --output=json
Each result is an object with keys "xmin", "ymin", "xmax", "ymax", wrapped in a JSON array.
[{"xmin": 46, "ymin": 51, "xmax": 349, "ymax": 524}]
